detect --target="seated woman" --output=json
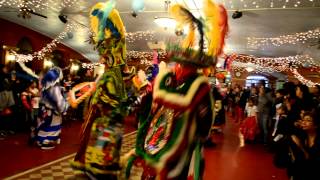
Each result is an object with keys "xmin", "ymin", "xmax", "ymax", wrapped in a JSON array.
[{"xmin": 288, "ymin": 111, "xmax": 320, "ymax": 180}]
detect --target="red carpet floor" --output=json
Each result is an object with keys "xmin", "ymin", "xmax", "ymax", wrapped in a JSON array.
[
  {"xmin": 1, "ymin": 114, "xmax": 288, "ymax": 180},
  {"xmin": 203, "ymin": 114, "xmax": 288, "ymax": 180},
  {"xmin": 0, "ymin": 116, "xmax": 137, "ymax": 179}
]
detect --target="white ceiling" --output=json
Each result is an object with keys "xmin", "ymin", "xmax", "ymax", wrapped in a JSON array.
[{"xmin": 0, "ymin": 0, "xmax": 319, "ymax": 62}]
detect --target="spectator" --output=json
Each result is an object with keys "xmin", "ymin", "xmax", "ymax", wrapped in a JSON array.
[
  {"xmin": 288, "ymin": 112, "xmax": 320, "ymax": 180},
  {"xmin": 0, "ymin": 65, "xmax": 15, "ymax": 138},
  {"xmin": 257, "ymin": 80, "xmax": 273, "ymax": 144}
]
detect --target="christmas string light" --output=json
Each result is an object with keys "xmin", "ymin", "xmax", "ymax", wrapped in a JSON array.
[
  {"xmin": 291, "ymin": 68, "xmax": 320, "ymax": 87},
  {"xmin": 81, "ymin": 62, "xmax": 102, "ymax": 70},
  {"xmin": 247, "ymin": 28, "xmax": 320, "ymax": 48},
  {"xmin": 126, "ymin": 31, "xmax": 155, "ymax": 43},
  {"xmin": 14, "ymin": 22, "xmax": 80, "ymax": 63},
  {"xmin": 234, "ymin": 54, "xmax": 318, "ymax": 72},
  {"xmin": 127, "ymin": 50, "xmax": 167, "ymax": 60},
  {"xmin": 220, "ymin": 0, "xmax": 318, "ymax": 10},
  {"xmin": 0, "ymin": 0, "xmax": 78, "ymax": 13}
]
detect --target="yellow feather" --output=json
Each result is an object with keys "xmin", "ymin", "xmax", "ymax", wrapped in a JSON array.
[
  {"xmin": 109, "ymin": 9, "xmax": 126, "ymax": 38},
  {"xmin": 203, "ymin": 0, "xmax": 228, "ymax": 56},
  {"xmin": 90, "ymin": 2, "xmax": 105, "ymax": 42},
  {"xmin": 204, "ymin": 0, "xmax": 219, "ymax": 56},
  {"xmin": 169, "ymin": 4, "xmax": 195, "ymax": 49}
]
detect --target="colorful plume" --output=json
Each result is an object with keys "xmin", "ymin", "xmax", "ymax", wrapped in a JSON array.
[
  {"xmin": 169, "ymin": 4, "xmax": 197, "ymax": 49},
  {"xmin": 203, "ymin": 0, "xmax": 229, "ymax": 57}
]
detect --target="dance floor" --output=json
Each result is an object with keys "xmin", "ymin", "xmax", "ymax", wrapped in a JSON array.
[
  {"xmin": 4, "ymin": 131, "xmax": 137, "ymax": 180},
  {"xmin": 1, "ymin": 114, "xmax": 288, "ymax": 180}
]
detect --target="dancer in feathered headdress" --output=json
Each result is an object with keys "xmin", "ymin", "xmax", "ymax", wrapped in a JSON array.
[
  {"xmin": 70, "ymin": 0, "xmax": 128, "ymax": 178},
  {"xmin": 124, "ymin": 0, "xmax": 228, "ymax": 179}
]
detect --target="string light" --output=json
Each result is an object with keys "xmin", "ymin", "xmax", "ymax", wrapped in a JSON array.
[
  {"xmin": 0, "ymin": 0, "xmax": 78, "ymax": 13},
  {"xmin": 247, "ymin": 28, "xmax": 320, "ymax": 48},
  {"xmin": 81, "ymin": 62, "xmax": 101, "ymax": 70},
  {"xmin": 127, "ymin": 50, "xmax": 166, "ymax": 60},
  {"xmin": 231, "ymin": 54, "xmax": 320, "ymax": 87},
  {"xmin": 126, "ymin": 31, "xmax": 155, "ymax": 43},
  {"xmin": 14, "ymin": 22, "xmax": 80, "ymax": 62},
  {"xmin": 291, "ymin": 68, "xmax": 320, "ymax": 87},
  {"xmin": 233, "ymin": 54, "xmax": 318, "ymax": 72}
]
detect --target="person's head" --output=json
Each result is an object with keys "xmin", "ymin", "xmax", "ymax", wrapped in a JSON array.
[
  {"xmin": 275, "ymin": 89, "xmax": 285, "ymax": 99},
  {"xmin": 247, "ymin": 97, "xmax": 255, "ymax": 106},
  {"xmin": 296, "ymin": 84, "xmax": 310, "ymax": 99},
  {"xmin": 11, "ymin": 70, "xmax": 17, "ymax": 80},
  {"xmin": 300, "ymin": 112, "xmax": 319, "ymax": 132},
  {"xmin": 276, "ymin": 103, "xmax": 287, "ymax": 115},
  {"xmin": 30, "ymin": 81, "xmax": 37, "ymax": 88},
  {"xmin": 0, "ymin": 64, "xmax": 8, "ymax": 74},
  {"xmin": 251, "ymin": 86, "xmax": 257, "ymax": 95},
  {"xmin": 258, "ymin": 80, "xmax": 266, "ymax": 88},
  {"xmin": 259, "ymin": 85, "xmax": 265, "ymax": 95}
]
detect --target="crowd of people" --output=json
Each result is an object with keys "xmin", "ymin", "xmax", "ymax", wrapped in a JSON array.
[
  {"xmin": 225, "ymin": 80, "xmax": 320, "ymax": 180},
  {"xmin": 1, "ymin": 0, "xmax": 319, "ymax": 179},
  {"xmin": 0, "ymin": 64, "xmax": 93, "ymax": 141}
]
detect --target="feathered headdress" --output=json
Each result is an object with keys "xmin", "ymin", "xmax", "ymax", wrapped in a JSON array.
[
  {"xmin": 167, "ymin": 0, "xmax": 228, "ymax": 67},
  {"xmin": 90, "ymin": 0, "xmax": 126, "ymax": 67}
]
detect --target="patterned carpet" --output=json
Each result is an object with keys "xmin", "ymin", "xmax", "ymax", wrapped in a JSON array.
[{"xmin": 5, "ymin": 131, "xmax": 138, "ymax": 180}]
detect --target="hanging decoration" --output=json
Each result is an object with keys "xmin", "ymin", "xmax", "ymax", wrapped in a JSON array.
[
  {"xmin": 81, "ymin": 62, "xmax": 102, "ymax": 70},
  {"xmin": 126, "ymin": 31, "xmax": 155, "ymax": 43},
  {"xmin": 127, "ymin": 50, "xmax": 167, "ymax": 60},
  {"xmin": 247, "ymin": 28, "xmax": 320, "ymax": 48},
  {"xmin": 230, "ymin": 53, "xmax": 320, "ymax": 87},
  {"xmin": 13, "ymin": 22, "xmax": 80, "ymax": 63},
  {"xmin": 233, "ymin": 54, "xmax": 318, "ymax": 72},
  {"xmin": 220, "ymin": 0, "xmax": 319, "ymax": 10},
  {"xmin": 291, "ymin": 68, "xmax": 320, "ymax": 87},
  {"xmin": 0, "ymin": 0, "xmax": 78, "ymax": 12}
]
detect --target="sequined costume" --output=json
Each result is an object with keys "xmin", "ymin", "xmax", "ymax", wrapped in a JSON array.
[
  {"xmin": 36, "ymin": 67, "xmax": 68, "ymax": 149},
  {"xmin": 70, "ymin": 0, "xmax": 128, "ymax": 177},
  {"xmin": 125, "ymin": 0, "xmax": 229, "ymax": 179}
]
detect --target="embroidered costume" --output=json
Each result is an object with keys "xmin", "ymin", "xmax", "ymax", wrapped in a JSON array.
[
  {"xmin": 125, "ymin": 0, "xmax": 228, "ymax": 179},
  {"xmin": 36, "ymin": 67, "xmax": 68, "ymax": 149},
  {"xmin": 70, "ymin": 0, "xmax": 128, "ymax": 177}
]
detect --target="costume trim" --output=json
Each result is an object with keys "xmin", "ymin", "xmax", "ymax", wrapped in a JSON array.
[{"xmin": 153, "ymin": 71, "xmax": 209, "ymax": 108}]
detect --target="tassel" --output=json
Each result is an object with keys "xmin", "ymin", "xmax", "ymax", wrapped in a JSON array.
[{"xmin": 203, "ymin": 0, "xmax": 229, "ymax": 57}]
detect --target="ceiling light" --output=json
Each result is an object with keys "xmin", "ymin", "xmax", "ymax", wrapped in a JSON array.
[{"xmin": 154, "ymin": 17, "xmax": 176, "ymax": 29}]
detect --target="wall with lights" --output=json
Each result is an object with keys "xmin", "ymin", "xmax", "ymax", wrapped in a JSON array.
[{"xmin": 0, "ymin": 18, "xmax": 89, "ymax": 72}]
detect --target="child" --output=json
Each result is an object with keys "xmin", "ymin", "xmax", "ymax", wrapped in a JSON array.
[
  {"xmin": 272, "ymin": 103, "xmax": 289, "ymax": 141},
  {"xmin": 240, "ymin": 97, "xmax": 258, "ymax": 143}
]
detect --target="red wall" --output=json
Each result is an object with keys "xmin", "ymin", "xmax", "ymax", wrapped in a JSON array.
[{"xmin": 0, "ymin": 18, "xmax": 89, "ymax": 72}]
